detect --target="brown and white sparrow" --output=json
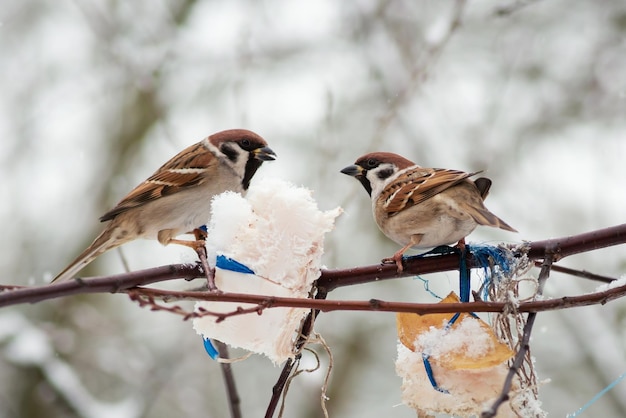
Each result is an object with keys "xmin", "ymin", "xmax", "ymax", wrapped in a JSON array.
[
  {"xmin": 341, "ymin": 152, "xmax": 516, "ymax": 271},
  {"xmin": 52, "ymin": 129, "xmax": 276, "ymax": 283}
]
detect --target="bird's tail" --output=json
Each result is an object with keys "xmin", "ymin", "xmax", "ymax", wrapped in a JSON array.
[
  {"xmin": 470, "ymin": 206, "xmax": 518, "ymax": 233},
  {"xmin": 51, "ymin": 228, "xmax": 121, "ymax": 283},
  {"xmin": 470, "ymin": 177, "xmax": 517, "ymax": 233}
]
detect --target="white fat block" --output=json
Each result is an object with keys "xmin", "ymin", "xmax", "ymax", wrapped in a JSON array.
[
  {"xmin": 193, "ymin": 178, "xmax": 342, "ymax": 364},
  {"xmin": 396, "ymin": 343, "xmax": 517, "ymax": 417}
]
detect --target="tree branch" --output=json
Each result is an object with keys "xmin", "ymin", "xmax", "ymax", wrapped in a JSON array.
[
  {"xmin": 123, "ymin": 281, "xmax": 626, "ymax": 317},
  {"xmin": 2, "ymin": 224, "xmax": 625, "ymax": 309},
  {"xmin": 0, "ymin": 264, "xmax": 201, "ymax": 307}
]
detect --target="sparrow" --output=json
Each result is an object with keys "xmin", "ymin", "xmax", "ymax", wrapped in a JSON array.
[
  {"xmin": 52, "ymin": 129, "xmax": 276, "ymax": 284},
  {"xmin": 341, "ymin": 152, "xmax": 516, "ymax": 272}
]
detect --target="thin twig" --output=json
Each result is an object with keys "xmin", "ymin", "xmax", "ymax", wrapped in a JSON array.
[
  {"xmin": 266, "ymin": 358, "xmax": 295, "ymax": 418},
  {"xmin": 370, "ymin": 0, "xmax": 467, "ymax": 145},
  {"xmin": 127, "ymin": 289, "xmax": 269, "ymax": 321},
  {"xmin": 482, "ymin": 255, "xmax": 554, "ymax": 418},
  {"xmin": 195, "ymin": 243, "xmax": 218, "ymax": 292},
  {"xmin": 539, "ymin": 262, "xmax": 616, "ymax": 284},
  {"xmin": 126, "ymin": 282, "xmax": 626, "ymax": 315},
  {"xmin": 265, "ymin": 288, "xmax": 327, "ymax": 418},
  {"xmin": 213, "ymin": 340, "xmax": 242, "ymax": 418},
  {"xmin": 493, "ymin": 0, "xmax": 543, "ymax": 16}
]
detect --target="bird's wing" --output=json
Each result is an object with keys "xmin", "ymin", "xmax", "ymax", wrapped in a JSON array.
[
  {"xmin": 381, "ymin": 167, "xmax": 481, "ymax": 217},
  {"xmin": 100, "ymin": 142, "xmax": 217, "ymax": 221}
]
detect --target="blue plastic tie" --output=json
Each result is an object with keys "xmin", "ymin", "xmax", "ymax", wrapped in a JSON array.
[
  {"xmin": 411, "ymin": 276, "xmax": 443, "ymax": 300},
  {"xmin": 201, "ymin": 256, "xmax": 254, "ymax": 359},
  {"xmin": 567, "ymin": 370, "xmax": 626, "ymax": 417},
  {"xmin": 407, "ymin": 244, "xmax": 516, "ymax": 392},
  {"xmin": 405, "ymin": 245, "xmax": 458, "ymax": 260},
  {"xmin": 447, "ymin": 312, "xmax": 461, "ymax": 327},
  {"xmin": 468, "ymin": 244, "xmax": 513, "ymax": 275},
  {"xmin": 422, "ymin": 353, "xmax": 449, "ymax": 394},
  {"xmin": 459, "ymin": 246, "xmax": 470, "ymax": 303},
  {"xmin": 203, "ymin": 337, "xmax": 219, "ymax": 359},
  {"xmin": 216, "ymin": 254, "xmax": 255, "ymax": 274},
  {"xmin": 466, "ymin": 244, "xmax": 514, "ymax": 301}
]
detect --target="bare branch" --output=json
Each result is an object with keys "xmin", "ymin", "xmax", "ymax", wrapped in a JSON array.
[
  {"xmin": 127, "ymin": 281, "xmax": 626, "ymax": 316},
  {"xmin": 482, "ymin": 255, "xmax": 554, "ymax": 417},
  {"xmin": 537, "ymin": 262, "xmax": 616, "ymax": 284},
  {"xmin": 126, "ymin": 289, "xmax": 269, "ymax": 322},
  {"xmin": 213, "ymin": 341, "xmax": 242, "ymax": 418},
  {"xmin": 2, "ymin": 224, "xmax": 625, "ymax": 310},
  {"xmin": 0, "ymin": 264, "xmax": 202, "ymax": 308}
]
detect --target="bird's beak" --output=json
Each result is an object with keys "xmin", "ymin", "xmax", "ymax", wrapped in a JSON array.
[
  {"xmin": 253, "ymin": 146, "xmax": 277, "ymax": 161},
  {"xmin": 340, "ymin": 164, "xmax": 364, "ymax": 177}
]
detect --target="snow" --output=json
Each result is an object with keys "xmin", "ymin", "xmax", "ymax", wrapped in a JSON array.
[
  {"xmin": 595, "ymin": 275, "xmax": 626, "ymax": 292},
  {"xmin": 416, "ymin": 317, "xmax": 495, "ymax": 361}
]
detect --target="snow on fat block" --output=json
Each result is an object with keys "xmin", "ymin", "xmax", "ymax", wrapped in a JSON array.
[
  {"xmin": 193, "ymin": 178, "xmax": 342, "ymax": 364},
  {"xmin": 396, "ymin": 292, "xmax": 518, "ymax": 417}
]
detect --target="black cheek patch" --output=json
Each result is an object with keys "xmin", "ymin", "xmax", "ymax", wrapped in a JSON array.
[
  {"xmin": 221, "ymin": 144, "xmax": 239, "ymax": 162},
  {"xmin": 377, "ymin": 168, "xmax": 395, "ymax": 180}
]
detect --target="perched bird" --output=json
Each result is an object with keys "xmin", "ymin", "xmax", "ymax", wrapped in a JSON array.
[
  {"xmin": 341, "ymin": 152, "xmax": 516, "ymax": 272},
  {"xmin": 52, "ymin": 129, "xmax": 276, "ymax": 283}
]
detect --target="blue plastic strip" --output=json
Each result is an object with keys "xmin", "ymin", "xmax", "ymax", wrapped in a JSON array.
[
  {"xmin": 202, "ymin": 255, "xmax": 253, "ymax": 360},
  {"xmin": 447, "ymin": 312, "xmax": 461, "ymax": 327},
  {"xmin": 422, "ymin": 353, "xmax": 449, "ymax": 394},
  {"xmin": 568, "ymin": 370, "xmax": 626, "ymax": 417},
  {"xmin": 470, "ymin": 244, "xmax": 513, "ymax": 275},
  {"xmin": 203, "ymin": 337, "xmax": 219, "ymax": 359},
  {"xmin": 466, "ymin": 244, "xmax": 514, "ymax": 301},
  {"xmin": 405, "ymin": 245, "xmax": 458, "ymax": 260},
  {"xmin": 216, "ymin": 255, "xmax": 255, "ymax": 274},
  {"xmin": 409, "ymin": 244, "xmax": 519, "ymax": 392},
  {"xmin": 459, "ymin": 246, "xmax": 470, "ymax": 303},
  {"xmin": 411, "ymin": 276, "xmax": 443, "ymax": 300}
]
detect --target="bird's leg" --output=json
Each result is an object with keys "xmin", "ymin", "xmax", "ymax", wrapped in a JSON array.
[
  {"xmin": 381, "ymin": 245, "xmax": 411, "ymax": 272},
  {"xmin": 167, "ymin": 238, "xmax": 205, "ymax": 251},
  {"xmin": 194, "ymin": 227, "xmax": 208, "ymax": 242},
  {"xmin": 382, "ymin": 234, "xmax": 424, "ymax": 273},
  {"xmin": 166, "ymin": 229, "xmax": 219, "ymax": 292},
  {"xmin": 165, "ymin": 228, "xmax": 207, "ymax": 252}
]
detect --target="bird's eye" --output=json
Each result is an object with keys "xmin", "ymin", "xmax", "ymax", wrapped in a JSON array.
[
  {"xmin": 367, "ymin": 159, "xmax": 377, "ymax": 168},
  {"xmin": 241, "ymin": 138, "xmax": 251, "ymax": 148}
]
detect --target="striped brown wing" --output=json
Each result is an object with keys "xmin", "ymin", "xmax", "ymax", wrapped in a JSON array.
[
  {"xmin": 100, "ymin": 141, "xmax": 216, "ymax": 221},
  {"xmin": 380, "ymin": 167, "xmax": 481, "ymax": 217}
]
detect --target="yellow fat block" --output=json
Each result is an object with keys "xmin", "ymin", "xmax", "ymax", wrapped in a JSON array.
[{"xmin": 396, "ymin": 292, "xmax": 513, "ymax": 370}]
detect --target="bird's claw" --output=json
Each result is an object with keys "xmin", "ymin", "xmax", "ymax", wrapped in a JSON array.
[{"xmin": 382, "ymin": 255, "xmax": 404, "ymax": 273}]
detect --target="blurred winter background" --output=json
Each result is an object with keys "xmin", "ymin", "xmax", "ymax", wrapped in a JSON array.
[{"xmin": 1, "ymin": 0, "xmax": 626, "ymax": 417}]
